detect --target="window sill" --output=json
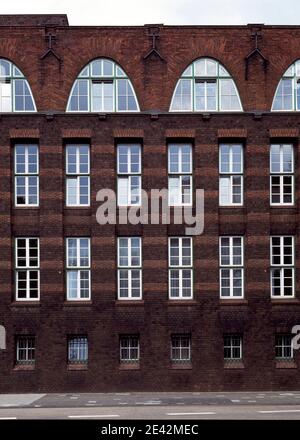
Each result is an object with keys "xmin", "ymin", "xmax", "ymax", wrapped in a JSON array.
[
  {"xmin": 270, "ymin": 205, "xmax": 296, "ymax": 209},
  {"xmin": 67, "ymin": 364, "xmax": 88, "ymax": 371},
  {"xmin": 219, "ymin": 299, "xmax": 248, "ymax": 305},
  {"xmin": 224, "ymin": 361, "xmax": 244, "ymax": 369},
  {"xmin": 276, "ymin": 360, "xmax": 297, "ymax": 369},
  {"xmin": 171, "ymin": 363, "xmax": 192, "ymax": 370},
  {"xmin": 115, "ymin": 300, "xmax": 144, "ymax": 306},
  {"xmin": 119, "ymin": 363, "xmax": 140, "ymax": 370},
  {"xmin": 11, "ymin": 301, "xmax": 40, "ymax": 307},
  {"xmin": 14, "ymin": 206, "xmax": 40, "ymax": 209},
  {"xmin": 63, "ymin": 300, "xmax": 92, "ymax": 306},
  {"xmin": 271, "ymin": 298, "xmax": 299, "ymax": 305},
  {"xmin": 13, "ymin": 364, "xmax": 35, "ymax": 371},
  {"xmin": 167, "ymin": 300, "xmax": 197, "ymax": 306}
]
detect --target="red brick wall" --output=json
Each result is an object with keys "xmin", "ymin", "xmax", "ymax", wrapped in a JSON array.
[{"xmin": 0, "ymin": 21, "xmax": 300, "ymax": 391}]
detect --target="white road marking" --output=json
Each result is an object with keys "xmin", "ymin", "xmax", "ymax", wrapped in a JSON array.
[
  {"xmin": 88, "ymin": 401, "xmax": 97, "ymax": 403},
  {"xmin": 167, "ymin": 412, "xmax": 216, "ymax": 416},
  {"xmin": 68, "ymin": 415, "xmax": 120, "ymax": 419},
  {"xmin": 231, "ymin": 400, "xmax": 240, "ymax": 403},
  {"xmin": 70, "ymin": 397, "xmax": 79, "ymax": 400},
  {"xmin": 115, "ymin": 393, "xmax": 130, "ymax": 396},
  {"xmin": 248, "ymin": 400, "xmax": 257, "ymax": 403},
  {"xmin": 258, "ymin": 409, "xmax": 300, "ymax": 414}
]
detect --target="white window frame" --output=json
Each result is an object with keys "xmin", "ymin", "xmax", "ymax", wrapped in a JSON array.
[
  {"xmin": 270, "ymin": 236, "xmax": 295, "ymax": 298},
  {"xmin": 219, "ymin": 236, "xmax": 244, "ymax": 299},
  {"xmin": 66, "ymin": 238, "xmax": 91, "ymax": 301},
  {"xmin": 117, "ymin": 237, "xmax": 142, "ymax": 300},
  {"xmin": 194, "ymin": 79, "xmax": 217, "ymax": 111},
  {"xmin": 68, "ymin": 336, "xmax": 88, "ymax": 364},
  {"xmin": 66, "ymin": 144, "xmax": 90, "ymax": 207},
  {"xmin": 16, "ymin": 336, "xmax": 36, "ymax": 364},
  {"xmin": 168, "ymin": 237, "xmax": 193, "ymax": 300},
  {"xmin": 270, "ymin": 144, "xmax": 294, "ymax": 206},
  {"xmin": 66, "ymin": 59, "xmax": 140, "ymax": 113},
  {"xmin": 15, "ymin": 237, "xmax": 40, "ymax": 301},
  {"xmin": 120, "ymin": 335, "xmax": 140, "ymax": 363},
  {"xmin": 14, "ymin": 144, "xmax": 39, "ymax": 207},
  {"xmin": 272, "ymin": 77, "xmax": 294, "ymax": 112},
  {"xmin": 168, "ymin": 143, "xmax": 193, "ymax": 206},
  {"xmin": 171, "ymin": 334, "xmax": 191, "ymax": 363},
  {"xmin": 275, "ymin": 334, "xmax": 294, "ymax": 359},
  {"xmin": 224, "ymin": 335, "xmax": 242, "ymax": 360},
  {"xmin": 91, "ymin": 80, "xmax": 114, "ymax": 112},
  {"xmin": 219, "ymin": 143, "xmax": 243, "ymax": 206},
  {"xmin": 117, "ymin": 144, "xmax": 141, "ymax": 207}
]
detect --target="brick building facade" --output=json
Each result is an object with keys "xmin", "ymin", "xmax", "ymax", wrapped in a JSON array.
[{"xmin": 0, "ymin": 14, "xmax": 300, "ymax": 392}]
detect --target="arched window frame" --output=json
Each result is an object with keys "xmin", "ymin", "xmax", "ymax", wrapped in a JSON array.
[
  {"xmin": 271, "ymin": 60, "xmax": 300, "ymax": 111},
  {"xmin": 0, "ymin": 58, "xmax": 36, "ymax": 113},
  {"xmin": 66, "ymin": 58, "xmax": 140, "ymax": 113},
  {"xmin": 170, "ymin": 57, "xmax": 243, "ymax": 112}
]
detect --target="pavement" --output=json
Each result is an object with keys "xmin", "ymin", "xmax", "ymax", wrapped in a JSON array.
[{"xmin": 0, "ymin": 391, "xmax": 300, "ymax": 419}]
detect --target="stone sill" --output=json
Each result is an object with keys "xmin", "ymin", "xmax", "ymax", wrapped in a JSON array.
[
  {"xmin": 115, "ymin": 300, "xmax": 145, "ymax": 306},
  {"xmin": 13, "ymin": 364, "xmax": 35, "ymax": 371},
  {"xmin": 119, "ymin": 363, "xmax": 140, "ymax": 370},
  {"xmin": 224, "ymin": 361, "xmax": 244, "ymax": 369},
  {"xmin": 63, "ymin": 301, "xmax": 92, "ymax": 307},
  {"xmin": 11, "ymin": 301, "xmax": 40, "ymax": 307},
  {"xmin": 67, "ymin": 364, "xmax": 88, "ymax": 371},
  {"xmin": 219, "ymin": 299, "xmax": 248, "ymax": 305},
  {"xmin": 167, "ymin": 300, "xmax": 197, "ymax": 306},
  {"xmin": 271, "ymin": 299, "xmax": 300, "ymax": 305},
  {"xmin": 276, "ymin": 360, "xmax": 297, "ymax": 369},
  {"xmin": 171, "ymin": 363, "xmax": 192, "ymax": 370}
]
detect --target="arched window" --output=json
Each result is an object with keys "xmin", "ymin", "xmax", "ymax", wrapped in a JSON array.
[
  {"xmin": 0, "ymin": 59, "xmax": 36, "ymax": 112},
  {"xmin": 272, "ymin": 60, "xmax": 300, "ymax": 111},
  {"xmin": 170, "ymin": 58, "xmax": 242, "ymax": 112},
  {"xmin": 67, "ymin": 58, "xmax": 139, "ymax": 112}
]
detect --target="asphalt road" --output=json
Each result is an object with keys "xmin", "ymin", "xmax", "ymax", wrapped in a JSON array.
[{"xmin": 1, "ymin": 391, "xmax": 300, "ymax": 419}]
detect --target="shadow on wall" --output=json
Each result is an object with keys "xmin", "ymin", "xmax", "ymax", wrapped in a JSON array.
[{"xmin": 0, "ymin": 326, "xmax": 6, "ymax": 350}]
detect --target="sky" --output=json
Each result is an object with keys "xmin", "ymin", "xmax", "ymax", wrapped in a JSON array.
[{"xmin": 1, "ymin": 0, "xmax": 300, "ymax": 25}]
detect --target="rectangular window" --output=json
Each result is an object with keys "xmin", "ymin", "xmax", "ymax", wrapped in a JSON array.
[
  {"xmin": 219, "ymin": 144, "xmax": 243, "ymax": 206},
  {"xmin": 171, "ymin": 335, "xmax": 191, "ymax": 363},
  {"xmin": 66, "ymin": 238, "xmax": 91, "ymax": 300},
  {"xmin": 271, "ymin": 236, "xmax": 294, "ymax": 297},
  {"xmin": 169, "ymin": 237, "xmax": 193, "ymax": 299},
  {"xmin": 15, "ymin": 144, "xmax": 39, "ymax": 206},
  {"xmin": 270, "ymin": 144, "xmax": 294, "ymax": 205},
  {"xmin": 16, "ymin": 336, "xmax": 35, "ymax": 365},
  {"xmin": 220, "ymin": 236, "xmax": 243, "ymax": 298},
  {"xmin": 0, "ymin": 81, "xmax": 12, "ymax": 112},
  {"xmin": 68, "ymin": 336, "xmax": 88, "ymax": 364},
  {"xmin": 120, "ymin": 335, "xmax": 140, "ymax": 363},
  {"xmin": 224, "ymin": 335, "xmax": 242, "ymax": 360},
  {"xmin": 168, "ymin": 144, "xmax": 192, "ymax": 206},
  {"xmin": 195, "ymin": 79, "xmax": 217, "ymax": 111},
  {"xmin": 118, "ymin": 237, "xmax": 142, "ymax": 299},
  {"xmin": 91, "ymin": 80, "xmax": 114, "ymax": 112},
  {"xmin": 66, "ymin": 144, "xmax": 90, "ymax": 206},
  {"xmin": 15, "ymin": 238, "xmax": 39, "ymax": 301},
  {"xmin": 275, "ymin": 335, "xmax": 293, "ymax": 359},
  {"xmin": 117, "ymin": 144, "xmax": 141, "ymax": 206}
]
